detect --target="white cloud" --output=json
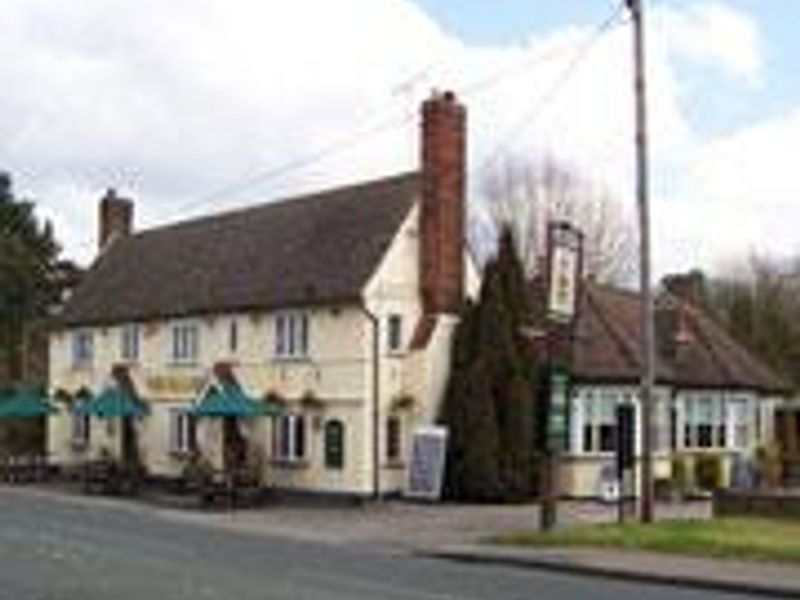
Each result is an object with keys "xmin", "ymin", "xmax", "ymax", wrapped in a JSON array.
[
  {"xmin": 1, "ymin": 0, "xmax": 790, "ymax": 279},
  {"xmin": 657, "ymin": 2, "xmax": 762, "ymax": 84}
]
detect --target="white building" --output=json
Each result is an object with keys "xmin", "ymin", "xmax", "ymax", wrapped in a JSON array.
[
  {"xmin": 48, "ymin": 91, "xmax": 477, "ymax": 497},
  {"xmin": 544, "ymin": 277, "xmax": 788, "ymax": 497}
]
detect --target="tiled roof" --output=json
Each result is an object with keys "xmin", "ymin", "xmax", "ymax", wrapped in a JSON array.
[
  {"xmin": 537, "ymin": 281, "xmax": 787, "ymax": 394},
  {"xmin": 59, "ymin": 172, "xmax": 420, "ymax": 326}
]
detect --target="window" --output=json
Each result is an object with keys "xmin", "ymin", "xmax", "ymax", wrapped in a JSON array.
[
  {"xmin": 324, "ymin": 420, "xmax": 345, "ymax": 469},
  {"xmin": 168, "ymin": 409, "xmax": 196, "ymax": 454},
  {"xmin": 275, "ymin": 313, "xmax": 310, "ymax": 358},
  {"xmin": 171, "ymin": 323, "xmax": 199, "ymax": 363},
  {"xmin": 273, "ymin": 414, "xmax": 306, "ymax": 461},
  {"xmin": 71, "ymin": 412, "xmax": 90, "ymax": 446},
  {"xmin": 581, "ymin": 392, "xmax": 618, "ymax": 453},
  {"xmin": 229, "ymin": 320, "xmax": 239, "ymax": 354},
  {"xmin": 729, "ymin": 397, "xmax": 750, "ymax": 449},
  {"xmin": 683, "ymin": 395, "xmax": 726, "ymax": 449},
  {"xmin": 387, "ymin": 314, "xmax": 403, "ymax": 352},
  {"xmin": 71, "ymin": 330, "xmax": 94, "ymax": 367},
  {"xmin": 386, "ymin": 416, "xmax": 402, "ymax": 462},
  {"xmin": 120, "ymin": 324, "xmax": 140, "ymax": 362}
]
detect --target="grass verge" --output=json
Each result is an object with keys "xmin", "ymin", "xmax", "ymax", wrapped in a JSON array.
[{"xmin": 493, "ymin": 517, "xmax": 800, "ymax": 564}]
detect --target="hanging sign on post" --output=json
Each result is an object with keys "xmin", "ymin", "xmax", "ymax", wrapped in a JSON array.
[{"xmin": 546, "ymin": 221, "xmax": 583, "ymax": 323}]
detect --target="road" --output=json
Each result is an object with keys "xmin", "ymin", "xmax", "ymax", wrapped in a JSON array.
[{"xmin": 0, "ymin": 488, "xmax": 757, "ymax": 600}]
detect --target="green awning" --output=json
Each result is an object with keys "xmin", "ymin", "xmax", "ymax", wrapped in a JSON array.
[
  {"xmin": 190, "ymin": 384, "xmax": 283, "ymax": 418},
  {"xmin": 73, "ymin": 387, "xmax": 148, "ymax": 419},
  {"xmin": 0, "ymin": 388, "xmax": 57, "ymax": 418}
]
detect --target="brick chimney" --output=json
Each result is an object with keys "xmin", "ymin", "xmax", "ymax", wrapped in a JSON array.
[
  {"xmin": 99, "ymin": 188, "xmax": 133, "ymax": 251},
  {"xmin": 420, "ymin": 90, "xmax": 466, "ymax": 315}
]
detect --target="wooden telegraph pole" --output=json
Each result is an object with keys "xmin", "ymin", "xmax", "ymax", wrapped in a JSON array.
[{"xmin": 627, "ymin": 0, "xmax": 656, "ymax": 523}]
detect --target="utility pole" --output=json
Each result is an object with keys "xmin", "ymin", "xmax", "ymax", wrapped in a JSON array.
[{"xmin": 627, "ymin": 0, "xmax": 655, "ymax": 523}]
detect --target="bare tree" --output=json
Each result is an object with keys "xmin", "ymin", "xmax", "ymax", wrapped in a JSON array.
[{"xmin": 475, "ymin": 155, "xmax": 636, "ymax": 285}]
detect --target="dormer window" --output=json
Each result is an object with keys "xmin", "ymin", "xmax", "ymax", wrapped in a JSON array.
[{"xmin": 275, "ymin": 313, "xmax": 309, "ymax": 358}]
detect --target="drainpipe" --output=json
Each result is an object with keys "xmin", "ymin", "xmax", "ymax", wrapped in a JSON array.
[{"xmin": 360, "ymin": 304, "xmax": 380, "ymax": 500}]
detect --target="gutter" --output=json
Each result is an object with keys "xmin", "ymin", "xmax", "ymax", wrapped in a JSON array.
[{"xmin": 360, "ymin": 303, "xmax": 381, "ymax": 500}]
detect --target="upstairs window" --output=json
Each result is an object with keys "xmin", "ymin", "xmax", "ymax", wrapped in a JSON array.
[
  {"xmin": 387, "ymin": 314, "xmax": 403, "ymax": 352},
  {"xmin": 171, "ymin": 323, "xmax": 199, "ymax": 364},
  {"xmin": 120, "ymin": 324, "xmax": 140, "ymax": 362},
  {"xmin": 275, "ymin": 313, "xmax": 309, "ymax": 358},
  {"xmin": 229, "ymin": 320, "xmax": 239, "ymax": 354},
  {"xmin": 71, "ymin": 330, "xmax": 94, "ymax": 367}
]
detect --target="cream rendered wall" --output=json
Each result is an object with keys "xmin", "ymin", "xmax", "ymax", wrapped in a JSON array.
[
  {"xmin": 48, "ymin": 304, "xmax": 376, "ymax": 494},
  {"xmin": 363, "ymin": 202, "xmax": 477, "ymax": 494}
]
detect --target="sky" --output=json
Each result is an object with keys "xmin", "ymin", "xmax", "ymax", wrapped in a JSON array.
[{"xmin": 2, "ymin": 0, "xmax": 799, "ymax": 278}]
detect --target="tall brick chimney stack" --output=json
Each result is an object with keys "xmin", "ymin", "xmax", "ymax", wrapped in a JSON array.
[
  {"xmin": 98, "ymin": 188, "xmax": 133, "ymax": 251},
  {"xmin": 420, "ymin": 90, "xmax": 466, "ymax": 315}
]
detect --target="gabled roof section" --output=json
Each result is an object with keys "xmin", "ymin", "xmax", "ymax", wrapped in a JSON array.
[
  {"xmin": 59, "ymin": 172, "xmax": 421, "ymax": 326},
  {"xmin": 532, "ymin": 280, "xmax": 787, "ymax": 394}
]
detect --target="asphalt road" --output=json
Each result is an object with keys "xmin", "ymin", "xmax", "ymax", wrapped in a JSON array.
[{"xmin": 0, "ymin": 488, "xmax": 759, "ymax": 600}]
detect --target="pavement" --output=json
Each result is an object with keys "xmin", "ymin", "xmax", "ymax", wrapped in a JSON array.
[
  {"xmin": 2, "ymin": 485, "xmax": 798, "ymax": 598},
  {"xmin": 425, "ymin": 545, "xmax": 800, "ymax": 599}
]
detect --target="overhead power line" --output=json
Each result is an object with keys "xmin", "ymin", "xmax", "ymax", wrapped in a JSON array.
[
  {"xmin": 475, "ymin": 0, "xmax": 628, "ymax": 177},
  {"xmin": 166, "ymin": 6, "xmax": 627, "ymax": 220}
]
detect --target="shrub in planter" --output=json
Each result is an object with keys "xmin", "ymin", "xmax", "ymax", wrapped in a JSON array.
[
  {"xmin": 694, "ymin": 455, "xmax": 724, "ymax": 491},
  {"xmin": 671, "ymin": 455, "xmax": 693, "ymax": 496},
  {"xmin": 754, "ymin": 443, "xmax": 783, "ymax": 488}
]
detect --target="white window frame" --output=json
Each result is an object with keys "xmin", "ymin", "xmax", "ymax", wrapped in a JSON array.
[
  {"xmin": 168, "ymin": 408, "xmax": 195, "ymax": 454},
  {"xmin": 71, "ymin": 330, "xmax": 94, "ymax": 368},
  {"xmin": 728, "ymin": 396, "xmax": 751, "ymax": 450},
  {"xmin": 274, "ymin": 313, "xmax": 310, "ymax": 359},
  {"xmin": 682, "ymin": 393, "xmax": 727, "ymax": 450},
  {"xmin": 580, "ymin": 390, "xmax": 618, "ymax": 454},
  {"xmin": 71, "ymin": 412, "xmax": 90, "ymax": 446},
  {"xmin": 273, "ymin": 414, "xmax": 306, "ymax": 462},
  {"xmin": 171, "ymin": 322, "xmax": 199, "ymax": 364},
  {"xmin": 120, "ymin": 324, "xmax": 140, "ymax": 362}
]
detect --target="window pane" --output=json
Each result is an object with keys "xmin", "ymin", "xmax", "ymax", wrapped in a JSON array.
[
  {"xmin": 387, "ymin": 417, "xmax": 401, "ymax": 460},
  {"xmin": 294, "ymin": 416, "xmax": 305, "ymax": 459},
  {"xmin": 325, "ymin": 420, "xmax": 344, "ymax": 469},
  {"xmin": 599, "ymin": 424, "xmax": 616, "ymax": 452},
  {"xmin": 300, "ymin": 315, "xmax": 309, "ymax": 355},
  {"xmin": 582, "ymin": 425, "xmax": 594, "ymax": 453}
]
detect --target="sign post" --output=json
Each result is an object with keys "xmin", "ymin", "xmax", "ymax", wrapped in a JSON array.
[{"xmin": 539, "ymin": 221, "xmax": 583, "ymax": 531}]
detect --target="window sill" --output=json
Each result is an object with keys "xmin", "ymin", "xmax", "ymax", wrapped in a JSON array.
[
  {"xmin": 384, "ymin": 460, "xmax": 406, "ymax": 470},
  {"xmin": 272, "ymin": 356, "xmax": 312, "ymax": 364},
  {"xmin": 168, "ymin": 361, "xmax": 200, "ymax": 368},
  {"xmin": 270, "ymin": 458, "xmax": 309, "ymax": 470}
]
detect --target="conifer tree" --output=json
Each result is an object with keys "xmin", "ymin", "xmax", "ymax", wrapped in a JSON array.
[{"xmin": 441, "ymin": 227, "xmax": 540, "ymax": 501}]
